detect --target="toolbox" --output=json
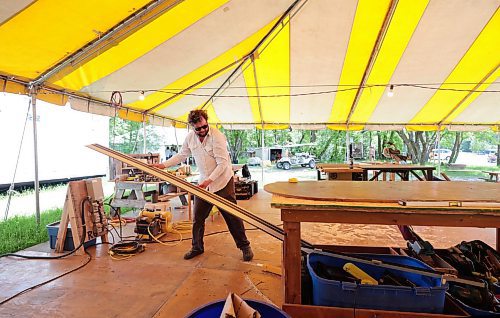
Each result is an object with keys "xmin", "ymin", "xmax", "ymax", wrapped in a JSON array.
[
  {"xmin": 307, "ymin": 251, "xmax": 448, "ymax": 313},
  {"xmin": 235, "ymin": 180, "xmax": 258, "ymax": 200}
]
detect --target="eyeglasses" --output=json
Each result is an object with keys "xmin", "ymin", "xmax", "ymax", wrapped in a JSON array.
[{"xmin": 194, "ymin": 124, "xmax": 209, "ymax": 132}]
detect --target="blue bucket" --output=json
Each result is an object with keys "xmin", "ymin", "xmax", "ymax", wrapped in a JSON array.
[{"xmin": 185, "ymin": 299, "xmax": 290, "ymax": 318}]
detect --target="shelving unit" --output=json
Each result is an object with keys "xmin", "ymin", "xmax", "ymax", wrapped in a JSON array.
[{"xmin": 110, "ymin": 153, "xmax": 160, "ymax": 180}]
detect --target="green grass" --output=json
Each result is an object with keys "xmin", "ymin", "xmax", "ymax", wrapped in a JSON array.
[
  {"xmin": 441, "ymin": 165, "xmax": 499, "ymax": 180},
  {"xmin": 0, "ymin": 184, "xmax": 65, "ymax": 199},
  {"xmin": 0, "ymin": 208, "xmax": 62, "ymax": 255}
]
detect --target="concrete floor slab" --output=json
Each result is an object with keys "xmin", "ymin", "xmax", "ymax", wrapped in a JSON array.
[{"xmin": 0, "ymin": 190, "xmax": 495, "ymax": 317}]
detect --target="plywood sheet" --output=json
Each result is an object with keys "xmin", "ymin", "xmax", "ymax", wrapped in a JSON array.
[{"xmin": 264, "ymin": 181, "xmax": 500, "ymax": 203}]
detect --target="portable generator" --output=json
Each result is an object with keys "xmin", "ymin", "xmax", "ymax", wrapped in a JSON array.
[{"xmin": 134, "ymin": 204, "xmax": 172, "ymax": 240}]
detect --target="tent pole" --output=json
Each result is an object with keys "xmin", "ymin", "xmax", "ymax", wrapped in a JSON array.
[
  {"xmin": 261, "ymin": 127, "xmax": 264, "ymax": 186},
  {"xmin": 142, "ymin": 118, "xmax": 147, "ymax": 153},
  {"xmin": 30, "ymin": 88, "xmax": 41, "ymax": 225},
  {"xmin": 345, "ymin": 129, "xmax": 350, "ymax": 163},
  {"xmin": 437, "ymin": 127, "xmax": 441, "ymax": 176}
]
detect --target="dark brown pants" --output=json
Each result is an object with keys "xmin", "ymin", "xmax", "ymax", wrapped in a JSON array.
[{"xmin": 191, "ymin": 178, "xmax": 250, "ymax": 251}]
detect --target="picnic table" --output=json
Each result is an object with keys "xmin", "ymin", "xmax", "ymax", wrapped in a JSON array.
[{"xmin": 483, "ymin": 170, "xmax": 500, "ymax": 182}]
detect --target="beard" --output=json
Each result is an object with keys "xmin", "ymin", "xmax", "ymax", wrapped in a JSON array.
[{"xmin": 195, "ymin": 127, "xmax": 209, "ymax": 138}]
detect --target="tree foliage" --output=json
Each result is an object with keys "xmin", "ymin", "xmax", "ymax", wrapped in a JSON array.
[
  {"xmin": 111, "ymin": 119, "xmax": 499, "ymax": 167},
  {"xmin": 109, "ymin": 117, "xmax": 162, "ymax": 154}
]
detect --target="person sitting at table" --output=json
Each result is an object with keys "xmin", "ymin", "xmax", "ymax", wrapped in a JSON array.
[{"xmin": 383, "ymin": 142, "xmax": 411, "ymax": 163}]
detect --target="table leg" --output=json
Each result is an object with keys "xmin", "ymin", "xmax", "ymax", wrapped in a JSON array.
[
  {"xmin": 283, "ymin": 220, "xmax": 301, "ymax": 304},
  {"xmin": 497, "ymin": 228, "xmax": 500, "ymax": 252},
  {"xmin": 427, "ymin": 169, "xmax": 434, "ymax": 181},
  {"xmin": 409, "ymin": 170, "xmax": 423, "ymax": 181},
  {"xmin": 370, "ymin": 171, "xmax": 382, "ymax": 181},
  {"xmin": 188, "ymin": 193, "xmax": 192, "ymax": 221}
]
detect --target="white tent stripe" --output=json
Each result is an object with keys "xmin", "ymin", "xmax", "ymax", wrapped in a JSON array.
[
  {"xmin": 368, "ymin": 0, "xmax": 499, "ymax": 124},
  {"xmin": 289, "ymin": 0, "xmax": 356, "ymax": 125}
]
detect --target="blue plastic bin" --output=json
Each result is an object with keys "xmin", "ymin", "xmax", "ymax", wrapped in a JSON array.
[
  {"xmin": 46, "ymin": 221, "xmax": 96, "ymax": 251},
  {"xmin": 307, "ymin": 252, "xmax": 447, "ymax": 313},
  {"xmin": 448, "ymin": 284, "xmax": 500, "ymax": 318},
  {"xmin": 451, "ymin": 296, "xmax": 500, "ymax": 318},
  {"xmin": 185, "ymin": 299, "xmax": 290, "ymax": 318}
]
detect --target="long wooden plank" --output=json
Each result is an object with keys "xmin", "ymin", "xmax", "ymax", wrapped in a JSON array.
[
  {"xmin": 265, "ymin": 181, "xmax": 500, "ymax": 203},
  {"xmin": 87, "ymin": 144, "xmax": 314, "ymax": 247}
]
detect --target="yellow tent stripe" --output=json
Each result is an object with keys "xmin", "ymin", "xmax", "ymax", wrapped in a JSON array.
[
  {"xmin": 130, "ymin": 17, "xmax": 280, "ymax": 112},
  {"xmin": 170, "ymin": 101, "xmax": 221, "ymax": 127},
  {"xmin": 118, "ymin": 109, "xmax": 145, "ymax": 122},
  {"xmin": 243, "ymin": 60, "xmax": 262, "ymax": 123},
  {"xmin": 350, "ymin": 0, "xmax": 429, "ymax": 124},
  {"xmin": 442, "ymin": 66, "xmax": 500, "ymax": 124},
  {"xmin": 0, "ymin": 0, "xmax": 150, "ymax": 79},
  {"xmin": 409, "ymin": 9, "xmax": 500, "ymax": 126},
  {"xmin": 327, "ymin": 0, "xmax": 391, "ymax": 130},
  {"xmin": 204, "ymin": 103, "xmax": 222, "ymax": 125},
  {"xmin": 244, "ymin": 17, "xmax": 290, "ymax": 130},
  {"xmin": 242, "ymin": 60, "xmax": 262, "ymax": 123},
  {"xmin": 55, "ymin": 0, "xmax": 228, "ymax": 90},
  {"xmin": 0, "ymin": 79, "xmax": 27, "ymax": 95}
]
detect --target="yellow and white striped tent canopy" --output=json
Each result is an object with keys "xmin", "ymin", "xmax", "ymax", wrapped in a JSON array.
[{"xmin": 1, "ymin": 0, "xmax": 499, "ymax": 131}]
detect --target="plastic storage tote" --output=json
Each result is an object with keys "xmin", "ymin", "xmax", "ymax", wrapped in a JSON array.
[{"xmin": 307, "ymin": 251, "xmax": 447, "ymax": 313}]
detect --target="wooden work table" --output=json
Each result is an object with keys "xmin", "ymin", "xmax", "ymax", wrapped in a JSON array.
[
  {"xmin": 112, "ymin": 179, "xmax": 193, "ymax": 219},
  {"xmin": 316, "ymin": 163, "xmax": 436, "ymax": 181},
  {"xmin": 265, "ymin": 181, "xmax": 500, "ymax": 317},
  {"xmin": 362, "ymin": 164, "xmax": 436, "ymax": 181}
]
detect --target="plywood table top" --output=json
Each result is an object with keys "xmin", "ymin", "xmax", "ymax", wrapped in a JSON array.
[
  {"xmin": 321, "ymin": 167, "xmax": 364, "ymax": 173},
  {"xmin": 264, "ymin": 181, "xmax": 500, "ymax": 203},
  {"xmin": 361, "ymin": 164, "xmax": 435, "ymax": 170}
]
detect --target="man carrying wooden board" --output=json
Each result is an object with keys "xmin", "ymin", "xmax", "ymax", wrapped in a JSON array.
[{"xmin": 153, "ymin": 110, "xmax": 253, "ymax": 261}]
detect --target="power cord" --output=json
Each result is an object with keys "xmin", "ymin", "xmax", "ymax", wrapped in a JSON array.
[
  {"xmin": 108, "ymin": 241, "xmax": 145, "ymax": 260},
  {"xmin": 0, "ymin": 250, "xmax": 92, "ymax": 306},
  {"xmin": 0, "ymin": 197, "xmax": 93, "ymax": 306},
  {"xmin": 0, "ymin": 197, "xmax": 91, "ymax": 260}
]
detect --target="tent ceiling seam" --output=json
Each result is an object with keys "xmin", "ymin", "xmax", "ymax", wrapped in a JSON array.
[
  {"xmin": 194, "ymin": 0, "xmax": 302, "ymax": 116},
  {"xmin": 438, "ymin": 63, "xmax": 500, "ymax": 126},
  {"xmin": 251, "ymin": 57, "xmax": 265, "ymax": 128},
  {"xmin": 143, "ymin": 54, "xmax": 249, "ymax": 114}
]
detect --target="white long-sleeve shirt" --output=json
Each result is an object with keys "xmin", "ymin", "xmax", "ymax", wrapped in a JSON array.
[{"xmin": 162, "ymin": 126, "xmax": 233, "ymax": 193}]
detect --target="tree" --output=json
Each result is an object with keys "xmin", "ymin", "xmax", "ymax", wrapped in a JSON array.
[
  {"xmin": 397, "ymin": 130, "xmax": 437, "ymax": 165},
  {"xmin": 109, "ymin": 117, "xmax": 162, "ymax": 154},
  {"xmin": 449, "ymin": 132, "xmax": 463, "ymax": 163},
  {"xmin": 222, "ymin": 129, "xmax": 248, "ymax": 163}
]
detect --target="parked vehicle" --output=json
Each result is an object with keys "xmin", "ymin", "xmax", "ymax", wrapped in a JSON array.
[
  {"xmin": 247, "ymin": 156, "xmax": 262, "ymax": 166},
  {"xmin": 430, "ymin": 149, "xmax": 452, "ymax": 161},
  {"xmin": 276, "ymin": 152, "xmax": 316, "ymax": 170},
  {"xmin": 478, "ymin": 149, "xmax": 496, "ymax": 155},
  {"xmin": 487, "ymin": 152, "xmax": 497, "ymax": 163}
]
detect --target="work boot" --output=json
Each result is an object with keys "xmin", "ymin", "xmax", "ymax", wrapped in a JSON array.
[
  {"xmin": 184, "ymin": 249, "xmax": 203, "ymax": 260},
  {"xmin": 241, "ymin": 246, "xmax": 254, "ymax": 262}
]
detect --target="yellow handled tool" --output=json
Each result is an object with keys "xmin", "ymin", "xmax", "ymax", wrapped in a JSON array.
[{"xmin": 343, "ymin": 263, "xmax": 378, "ymax": 285}]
